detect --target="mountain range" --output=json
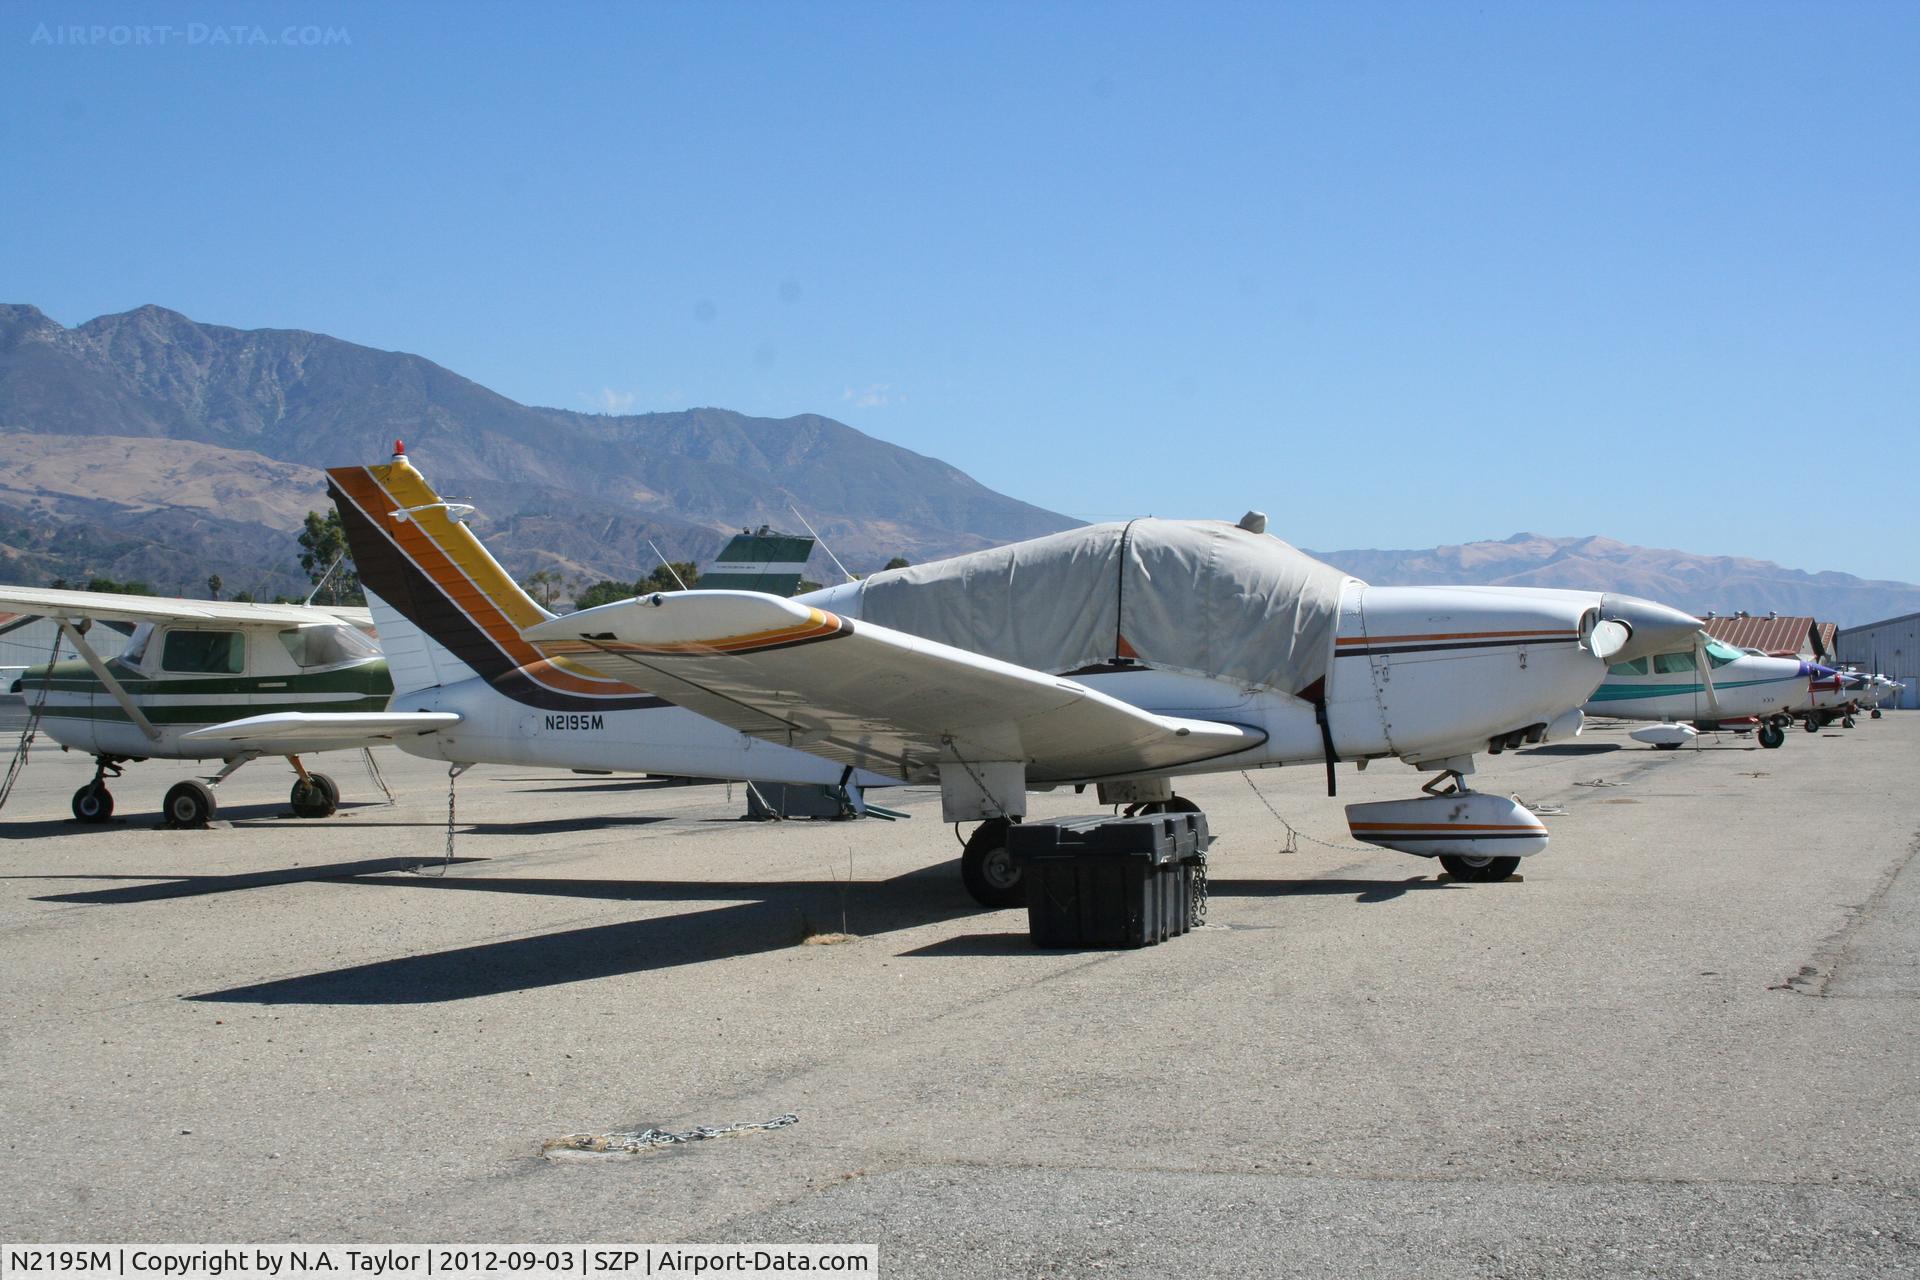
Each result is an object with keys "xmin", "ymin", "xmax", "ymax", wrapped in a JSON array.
[{"xmin": 1, "ymin": 303, "xmax": 1913, "ymax": 626}]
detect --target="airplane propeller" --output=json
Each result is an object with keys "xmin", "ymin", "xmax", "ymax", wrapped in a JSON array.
[{"xmin": 1587, "ymin": 619, "xmax": 1632, "ymax": 662}]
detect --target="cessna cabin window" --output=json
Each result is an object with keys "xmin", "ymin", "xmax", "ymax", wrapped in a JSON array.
[
  {"xmin": 1608, "ymin": 657, "xmax": 1649, "ymax": 676},
  {"xmin": 1653, "ymin": 651, "xmax": 1697, "ymax": 674},
  {"xmin": 119, "ymin": 624, "xmax": 154, "ymax": 669},
  {"xmin": 278, "ymin": 624, "xmax": 379, "ymax": 669},
  {"xmin": 161, "ymin": 629, "xmax": 246, "ymax": 674},
  {"xmin": 1702, "ymin": 638, "xmax": 1743, "ymax": 668}
]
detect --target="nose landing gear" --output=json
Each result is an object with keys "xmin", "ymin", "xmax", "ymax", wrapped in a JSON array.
[{"xmin": 70, "ymin": 757, "xmax": 125, "ymax": 823}]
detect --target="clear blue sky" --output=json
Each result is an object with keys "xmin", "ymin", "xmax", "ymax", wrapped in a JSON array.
[{"xmin": 5, "ymin": 2, "xmax": 1916, "ymax": 580}]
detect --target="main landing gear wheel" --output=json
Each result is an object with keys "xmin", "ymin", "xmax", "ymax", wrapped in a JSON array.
[
  {"xmin": 1842, "ymin": 715, "xmax": 1857, "ymax": 729},
  {"xmin": 1803, "ymin": 718, "xmax": 1820, "ymax": 733},
  {"xmin": 1438, "ymin": 853, "xmax": 1521, "ymax": 883},
  {"xmin": 1872, "ymin": 708, "xmax": 1883, "ymax": 719},
  {"xmin": 163, "ymin": 780, "xmax": 217, "ymax": 828},
  {"xmin": 1758, "ymin": 723, "xmax": 1785, "ymax": 749},
  {"xmin": 290, "ymin": 772, "xmax": 339, "ymax": 819},
  {"xmin": 1140, "ymin": 796, "xmax": 1200, "ymax": 815},
  {"xmin": 71, "ymin": 783, "xmax": 114, "ymax": 823},
  {"xmin": 961, "ymin": 817, "xmax": 1023, "ymax": 908}
]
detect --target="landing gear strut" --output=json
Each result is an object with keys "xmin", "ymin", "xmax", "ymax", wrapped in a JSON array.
[{"xmin": 70, "ymin": 758, "xmax": 124, "ymax": 823}]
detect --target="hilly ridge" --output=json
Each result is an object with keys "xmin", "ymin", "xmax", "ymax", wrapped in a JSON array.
[
  {"xmin": 0, "ymin": 303, "xmax": 1076, "ymax": 595},
  {"xmin": 0, "ymin": 303, "xmax": 1913, "ymax": 625},
  {"xmin": 1309, "ymin": 532, "xmax": 1920, "ymax": 627}
]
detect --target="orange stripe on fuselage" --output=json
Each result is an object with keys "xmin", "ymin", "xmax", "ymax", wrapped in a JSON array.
[
  {"xmin": 1337, "ymin": 629, "xmax": 1576, "ymax": 645},
  {"xmin": 330, "ymin": 465, "xmax": 648, "ymax": 699}
]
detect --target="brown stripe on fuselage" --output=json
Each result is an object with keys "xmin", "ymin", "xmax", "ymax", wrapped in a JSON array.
[{"xmin": 330, "ymin": 467, "xmax": 649, "ymax": 699}]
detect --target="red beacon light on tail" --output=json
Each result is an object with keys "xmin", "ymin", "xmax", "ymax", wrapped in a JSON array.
[{"xmin": 393, "ymin": 439, "xmax": 407, "ymax": 461}]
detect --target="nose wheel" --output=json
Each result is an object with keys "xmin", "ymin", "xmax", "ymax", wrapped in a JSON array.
[
  {"xmin": 71, "ymin": 782, "xmax": 114, "ymax": 823},
  {"xmin": 70, "ymin": 758, "xmax": 124, "ymax": 824},
  {"xmin": 1439, "ymin": 853, "xmax": 1521, "ymax": 882}
]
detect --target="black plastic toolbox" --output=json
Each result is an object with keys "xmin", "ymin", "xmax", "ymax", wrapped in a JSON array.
[{"xmin": 1008, "ymin": 812, "xmax": 1210, "ymax": 948}]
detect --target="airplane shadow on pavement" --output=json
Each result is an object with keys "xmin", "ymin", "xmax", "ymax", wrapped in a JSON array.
[{"xmin": 173, "ymin": 868, "xmax": 1452, "ymax": 1004}]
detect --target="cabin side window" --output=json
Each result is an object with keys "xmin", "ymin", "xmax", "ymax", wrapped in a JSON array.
[
  {"xmin": 161, "ymin": 629, "xmax": 246, "ymax": 674},
  {"xmin": 277, "ymin": 624, "xmax": 379, "ymax": 670},
  {"xmin": 1653, "ymin": 651, "xmax": 1697, "ymax": 674},
  {"xmin": 1608, "ymin": 657, "xmax": 1649, "ymax": 676}
]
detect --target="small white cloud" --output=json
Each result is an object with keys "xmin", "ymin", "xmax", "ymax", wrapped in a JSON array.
[
  {"xmin": 841, "ymin": 382, "xmax": 897, "ymax": 409},
  {"xmin": 588, "ymin": 387, "xmax": 639, "ymax": 413}
]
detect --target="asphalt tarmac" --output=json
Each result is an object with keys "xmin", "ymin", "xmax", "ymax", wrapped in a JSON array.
[{"xmin": 1, "ymin": 715, "xmax": 1915, "ymax": 1277}]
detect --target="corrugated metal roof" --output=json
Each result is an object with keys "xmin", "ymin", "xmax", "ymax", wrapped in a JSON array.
[{"xmin": 1702, "ymin": 615, "xmax": 1821, "ymax": 657}]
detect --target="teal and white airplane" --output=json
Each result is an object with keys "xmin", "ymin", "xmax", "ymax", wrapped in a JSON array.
[
  {"xmin": 1582, "ymin": 634, "xmax": 1808, "ymax": 749},
  {"xmin": 3, "ymin": 527, "xmax": 817, "ymax": 827},
  {"xmin": 2, "ymin": 588, "xmax": 407, "ymax": 824}
]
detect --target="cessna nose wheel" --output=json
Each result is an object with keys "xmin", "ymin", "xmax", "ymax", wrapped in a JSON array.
[{"xmin": 71, "ymin": 783, "xmax": 114, "ymax": 823}]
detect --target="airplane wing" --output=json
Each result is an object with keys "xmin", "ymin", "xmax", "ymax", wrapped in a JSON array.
[
  {"xmin": 522, "ymin": 592, "xmax": 1264, "ymax": 783},
  {"xmin": 180, "ymin": 711, "xmax": 461, "ymax": 753},
  {"xmin": 0, "ymin": 584, "xmax": 349, "ymax": 627}
]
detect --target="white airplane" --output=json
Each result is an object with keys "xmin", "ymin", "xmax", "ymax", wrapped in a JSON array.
[
  {"xmin": 0, "ymin": 587, "xmax": 414, "ymax": 824},
  {"xmin": 185, "ymin": 448, "xmax": 898, "ymax": 809},
  {"xmin": 201, "ymin": 449, "xmax": 1697, "ymax": 900},
  {"xmin": 1795, "ymin": 664, "xmax": 1871, "ymax": 731},
  {"xmin": 512, "ymin": 493, "xmax": 1701, "ymax": 900},
  {"xmin": 1581, "ymin": 634, "xmax": 1808, "ymax": 749}
]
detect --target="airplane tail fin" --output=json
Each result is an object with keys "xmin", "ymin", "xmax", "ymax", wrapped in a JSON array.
[
  {"xmin": 698, "ymin": 529, "xmax": 816, "ymax": 597},
  {"xmin": 327, "ymin": 446, "xmax": 653, "ymax": 710}
]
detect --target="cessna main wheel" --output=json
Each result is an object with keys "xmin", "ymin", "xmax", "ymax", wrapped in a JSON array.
[
  {"xmin": 961, "ymin": 817, "xmax": 1023, "ymax": 908},
  {"xmin": 1438, "ymin": 853, "xmax": 1520, "ymax": 883},
  {"xmin": 1871, "ymin": 708, "xmax": 1883, "ymax": 719},
  {"xmin": 1758, "ymin": 723, "xmax": 1785, "ymax": 749},
  {"xmin": 290, "ymin": 773, "xmax": 339, "ymax": 819},
  {"xmin": 163, "ymin": 780, "xmax": 217, "ymax": 828},
  {"xmin": 71, "ymin": 783, "xmax": 114, "ymax": 823}
]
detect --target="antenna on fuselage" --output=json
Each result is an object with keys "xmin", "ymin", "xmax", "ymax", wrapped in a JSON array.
[
  {"xmin": 787, "ymin": 502, "xmax": 856, "ymax": 585},
  {"xmin": 645, "ymin": 539, "xmax": 691, "ymax": 591}
]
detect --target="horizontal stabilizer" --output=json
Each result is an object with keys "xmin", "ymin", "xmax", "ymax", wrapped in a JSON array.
[{"xmin": 181, "ymin": 711, "xmax": 461, "ymax": 753}]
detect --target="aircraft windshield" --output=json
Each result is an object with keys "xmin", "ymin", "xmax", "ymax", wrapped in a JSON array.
[
  {"xmin": 1703, "ymin": 638, "xmax": 1743, "ymax": 668},
  {"xmin": 278, "ymin": 624, "xmax": 378, "ymax": 669}
]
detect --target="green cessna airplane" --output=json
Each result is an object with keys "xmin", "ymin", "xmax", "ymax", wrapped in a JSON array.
[{"xmin": 3, "ymin": 527, "xmax": 816, "ymax": 828}]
